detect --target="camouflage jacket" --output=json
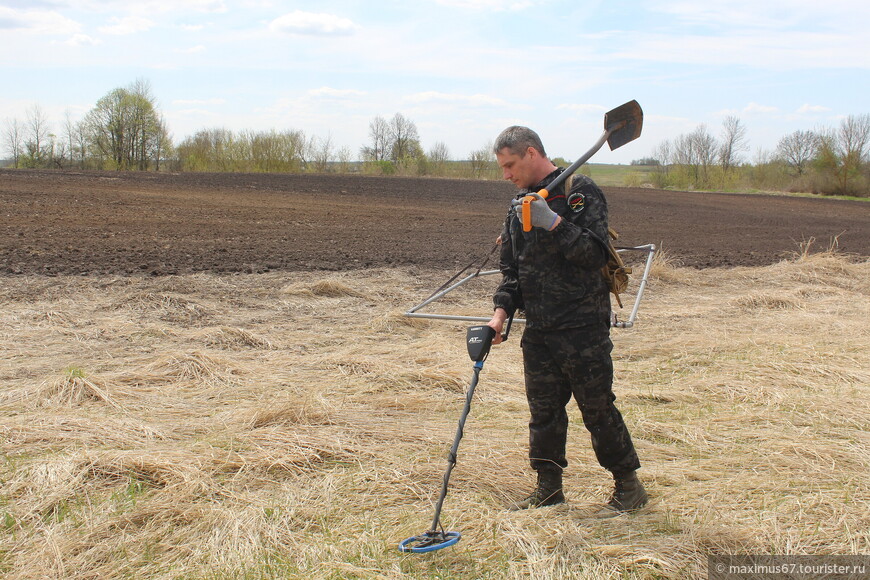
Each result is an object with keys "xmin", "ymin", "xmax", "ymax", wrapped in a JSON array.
[{"xmin": 493, "ymin": 168, "xmax": 611, "ymax": 331}]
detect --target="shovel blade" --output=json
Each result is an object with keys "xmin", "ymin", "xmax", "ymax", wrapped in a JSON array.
[{"xmin": 604, "ymin": 100, "xmax": 643, "ymax": 151}]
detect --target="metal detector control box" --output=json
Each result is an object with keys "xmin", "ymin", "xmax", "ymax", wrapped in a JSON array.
[{"xmin": 466, "ymin": 325, "xmax": 496, "ymax": 362}]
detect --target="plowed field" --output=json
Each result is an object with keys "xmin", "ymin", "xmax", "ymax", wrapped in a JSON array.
[{"xmin": 2, "ymin": 169, "xmax": 868, "ymax": 276}]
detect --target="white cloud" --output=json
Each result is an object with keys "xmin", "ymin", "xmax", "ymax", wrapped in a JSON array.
[
  {"xmin": 404, "ymin": 91, "xmax": 511, "ymax": 108},
  {"xmin": 66, "ymin": 33, "xmax": 99, "ymax": 46},
  {"xmin": 187, "ymin": 0, "xmax": 226, "ymax": 13},
  {"xmin": 176, "ymin": 45, "xmax": 206, "ymax": 54},
  {"xmin": 606, "ymin": 29, "xmax": 868, "ymax": 70},
  {"xmin": 67, "ymin": 0, "xmax": 227, "ymax": 14},
  {"xmin": 556, "ymin": 103, "xmax": 607, "ymax": 113},
  {"xmin": 743, "ymin": 102, "xmax": 779, "ymax": 114},
  {"xmin": 173, "ymin": 98, "xmax": 226, "ymax": 106},
  {"xmin": 651, "ymin": 0, "xmax": 870, "ymax": 32},
  {"xmin": 797, "ymin": 103, "xmax": 831, "ymax": 114},
  {"xmin": 652, "ymin": 1, "xmax": 790, "ymax": 29},
  {"xmin": 307, "ymin": 87, "xmax": 367, "ymax": 99},
  {"xmin": 99, "ymin": 15, "xmax": 154, "ymax": 35},
  {"xmin": 170, "ymin": 108, "xmax": 221, "ymax": 119},
  {"xmin": 433, "ymin": 0, "xmax": 536, "ymax": 11},
  {"xmin": 268, "ymin": 11, "xmax": 359, "ymax": 36},
  {"xmin": 0, "ymin": 6, "xmax": 80, "ymax": 35}
]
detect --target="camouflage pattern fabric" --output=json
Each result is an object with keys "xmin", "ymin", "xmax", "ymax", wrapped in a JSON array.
[
  {"xmin": 493, "ymin": 169, "xmax": 611, "ymax": 330},
  {"xmin": 492, "ymin": 168, "xmax": 640, "ymax": 475},
  {"xmin": 521, "ymin": 326, "xmax": 640, "ymax": 474}
]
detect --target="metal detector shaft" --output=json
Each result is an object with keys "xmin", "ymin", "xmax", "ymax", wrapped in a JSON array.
[{"xmin": 427, "ymin": 360, "xmax": 483, "ymax": 533}]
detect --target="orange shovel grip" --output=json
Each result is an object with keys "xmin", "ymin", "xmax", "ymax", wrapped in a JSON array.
[{"xmin": 521, "ymin": 188, "xmax": 549, "ymax": 232}]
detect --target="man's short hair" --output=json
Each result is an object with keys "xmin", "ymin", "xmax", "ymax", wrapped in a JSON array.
[{"xmin": 493, "ymin": 126, "xmax": 547, "ymax": 158}]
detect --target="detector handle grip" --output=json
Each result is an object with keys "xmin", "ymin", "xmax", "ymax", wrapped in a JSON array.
[{"xmin": 521, "ymin": 189, "xmax": 549, "ymax": 232}]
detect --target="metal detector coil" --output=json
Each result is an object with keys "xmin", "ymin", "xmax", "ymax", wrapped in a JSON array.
[{"xmin": 399, "ymin": 530, "xmax": 461, "ymax": 553}]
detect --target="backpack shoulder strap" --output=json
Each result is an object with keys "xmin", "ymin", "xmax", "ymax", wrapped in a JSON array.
[{"xmin": 564, "ymin": 172, "xmax": 574, "ymax": 195}]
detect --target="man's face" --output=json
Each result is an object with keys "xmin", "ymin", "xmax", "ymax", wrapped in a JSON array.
[{"xmin": 496, "ymin": 147, "xmax": 537, "ymax": 189}]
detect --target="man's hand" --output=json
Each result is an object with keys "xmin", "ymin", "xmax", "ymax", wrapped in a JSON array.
[
  {"xmin": 511, "ymin": 193, "xmax": 561, "ymax": 231},
  {"xmin": 487, "ymin": 308, "xmax": 508, "ymax": 345}
]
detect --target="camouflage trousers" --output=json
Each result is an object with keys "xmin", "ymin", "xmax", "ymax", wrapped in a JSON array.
[{"xmin": 521, "ymin": 326, "xmax": 641, "ymax": 476}]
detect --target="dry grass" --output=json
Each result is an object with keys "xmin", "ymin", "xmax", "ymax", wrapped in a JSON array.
[{"xmin": 1, "ymin": 254, "xmax": 868, "ymax": 579}]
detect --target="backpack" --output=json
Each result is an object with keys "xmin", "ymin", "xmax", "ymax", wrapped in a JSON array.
[
  {"xmin": 564, "ymin": 174, "xmax": 631, "ymax": 308},
  {"xmin": 603, "ymin": 227, "xmax": 631, "ymax": 308}
]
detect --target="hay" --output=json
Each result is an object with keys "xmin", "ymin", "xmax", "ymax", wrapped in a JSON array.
[
  {"xmin": 647, "ymin": 247, "xmax": 683, "ymax": 284},
  {"xmin": 242, "ymin": 401, "xmax": 336, "ymax": 429},
  {"xmin": 145, "ymin": 351, "xmax": 242, "ymax": 386},
  {"xmin": 35, "ymin": 367, "xmax": 124, "ymax": 411},
  {"xmin": 200, "ymin": 326, "xmax": 274, "ymax": 350},
  {"xmin": 1, "ymin": 257, "xmax": 868, "ymax": 578},
  {"xmin": 281, "ymin": 278, "xmax": 366, "ymax": 298},
  {"xmin": 110, "ymin": 291, "xmax": 213, "ymax": 324}
]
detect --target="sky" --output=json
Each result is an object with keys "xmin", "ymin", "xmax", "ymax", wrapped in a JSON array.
[{"xmin": 1, "ymin": 0, "xmax": 868, "ymax": 164}]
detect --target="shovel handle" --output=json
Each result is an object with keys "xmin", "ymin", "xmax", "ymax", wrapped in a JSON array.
[
  {"xmin": 521, "ymin": 189, "xmax": 550, "ymax": 232},
  {"xmin": 518, "ymin": 100, "xmax": 642, "ymax": 233}
]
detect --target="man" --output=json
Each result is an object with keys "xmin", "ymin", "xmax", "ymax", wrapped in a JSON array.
[{"xmin": 486, "ymin": 125, "xmax": 647, "ymax": 514}]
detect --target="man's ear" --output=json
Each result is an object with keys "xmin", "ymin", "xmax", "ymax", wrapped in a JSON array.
[{"xmin": 525, "ymin": 146, "xmax": 538, "ymax": 159}]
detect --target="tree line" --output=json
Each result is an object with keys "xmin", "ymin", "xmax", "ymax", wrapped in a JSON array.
[
  {"xmin": 3, "ymin": 79, "xmax": 869, "ymax": 196},
  {"xmin": 1, "ymin": 80, "xmax": 500, "ymax": 180},
  {"xmin": 4, "ymin": 80, "xmax": 170, "ymax": 172},
  {"xmin": 643, "ymin": 115, "xmax": 870, "ymax": 197}
]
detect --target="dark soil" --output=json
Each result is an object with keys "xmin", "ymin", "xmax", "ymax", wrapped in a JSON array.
[{"xmin": 1, "ymin": 169, "xmax": 868, "ymax": 276}]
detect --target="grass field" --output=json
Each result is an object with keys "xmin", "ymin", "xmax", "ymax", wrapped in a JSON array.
[
  {"xmin": 578, "ymin": 164, "xmax": 656, "ymax": 187},
  {"xmin": 1, "ymin": 250, "xmax": 868, "ymax": 579}
]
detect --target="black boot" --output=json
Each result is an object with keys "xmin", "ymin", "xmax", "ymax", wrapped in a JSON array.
[
  {"xmin": 599, "ymin": 470, "xmax": 648, "ymax": 516},
  {"xmin": 510, "ymin": 469, "xmax": 565, "ymax": 511}
]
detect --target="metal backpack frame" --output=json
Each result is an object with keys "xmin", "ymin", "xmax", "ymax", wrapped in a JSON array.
[{"xmin": 404, "ymin": 243, "xmax": 657, "ymax": 329}]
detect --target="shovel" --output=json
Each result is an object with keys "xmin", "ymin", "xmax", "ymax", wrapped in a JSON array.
[{"xmin": 520, "ymin": 99, "xmax": 643, "ymax": 232}]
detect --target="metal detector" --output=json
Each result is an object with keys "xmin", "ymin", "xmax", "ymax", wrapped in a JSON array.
[
  {"xmin": 399, "ymin": 102, "xmax": 646, "ymax": 552},
  {"xmin": 399, "ymin": 318, "xmax": 512, "ymax": 553}
]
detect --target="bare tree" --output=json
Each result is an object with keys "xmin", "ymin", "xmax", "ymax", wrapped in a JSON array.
[
  {"xmin": 836, "ymin": 114, "xmax": 870, "ymax": 171},
  {"xmin": 388, "ymin": 113, "xmax": 422, "ymax": 162},
  {"xmin": 428, "ymin": 141, "xmax": 450, "ymax": 174},
  {"xmin": 310, "ymin": 134, "xmax": 334, "ymax": 173},
  {"xmin": 651, "ymin": 140, "xmax": 672, "ymax": 166},
  {"xmin": 671, "ymin": 125, "xmax": 718, "ymax": 186},
  {"xmin": 62, "ymin": 109, "xmax": 90, "ymax": 170},
  {"xmin": 62, "ymin": 110, "xmax": 76, "ymax": 169},
  {"xmin": 50, "ymin": 133, "xmax": 67, "ymax": 168},
  {"xmin": 360, "ymin": 115, "xmax": 390, "ymax": 162},
  {"xmin": 693, "ymin": 125, "xmax": 718, "ymax": 185},
  {"xmin": 468, "ymin": 140, "xmax": 496, "ymax": 179},
  {"xmin": 153, "ymin": 113, "xmax": 171, "ymax": 171},
  {"xmin": 776, "ymin": 130, "xmax": 818, "ymax": 176},
  {"xmin": 719, "ymin": 116, "xmax": 748, "ymax": 174},
  {"xmin": 3, "ymin": 118, "xmax": 24, "ymax": 168},
  {"xmin": 816, "ymin": 114, "xmax": 870, "ymax": 194},
  {"xmin": 24, "ymin": 104, "xmax": 52, "ymax": 168},
  {"xmin": 335, "ymin": 145, "xmax": 353, "ymax": 173}
]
